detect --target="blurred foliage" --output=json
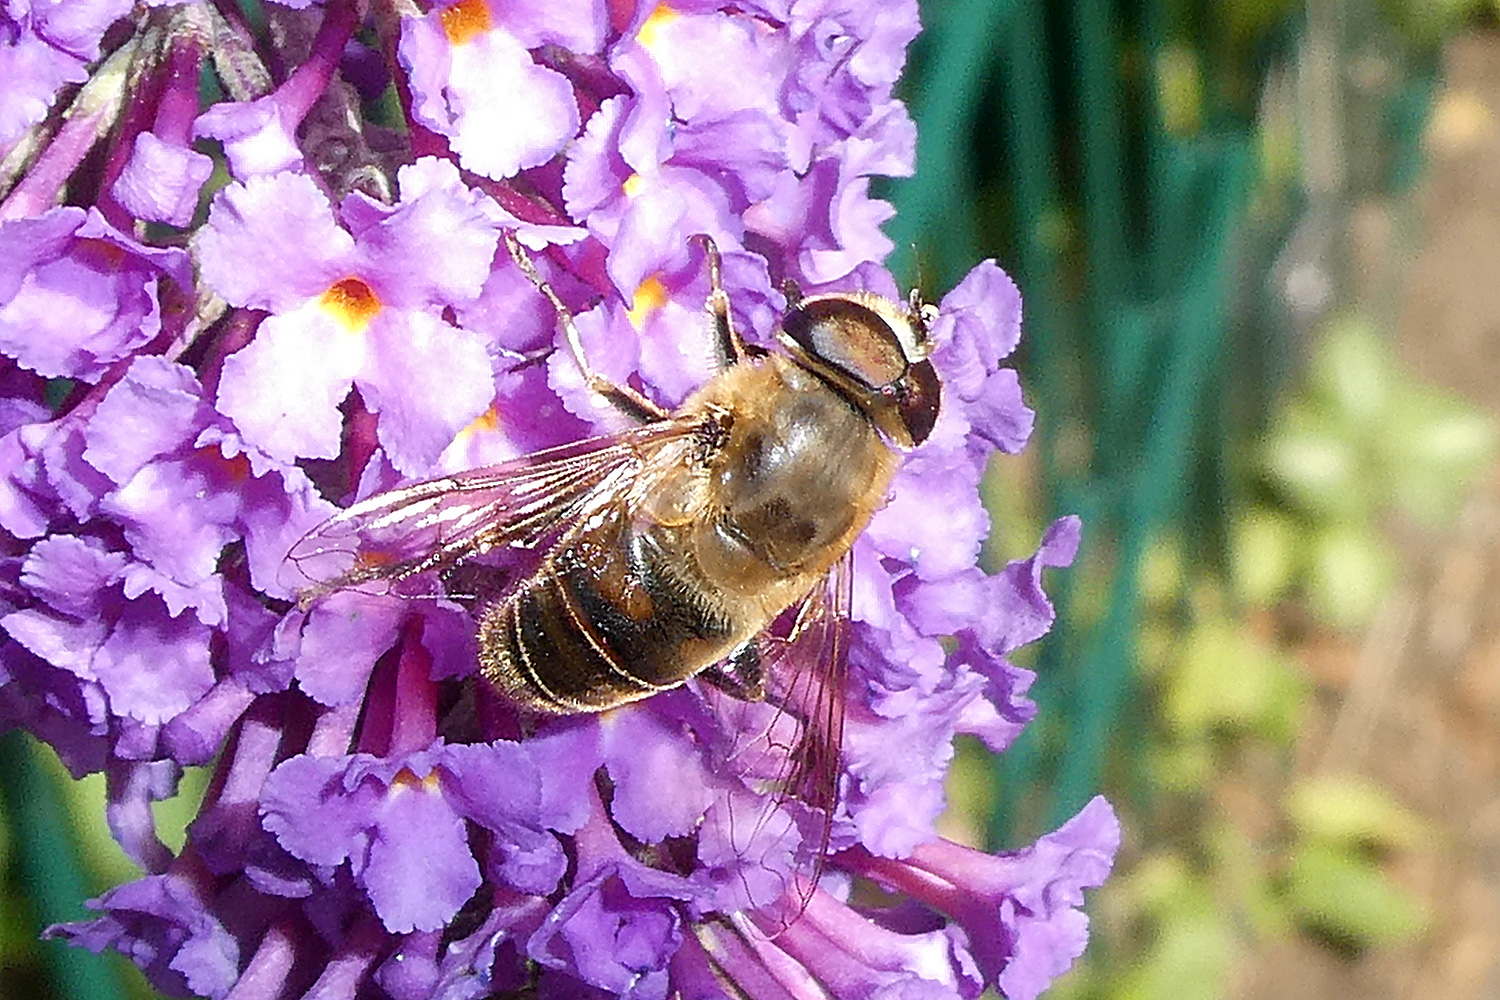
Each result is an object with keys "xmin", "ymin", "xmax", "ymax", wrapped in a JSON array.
[
  {"xmin": 1381, "ymin": 0, "xmax": 1500, "ymax": 43},
  {"xmin": 1285, "ymin": 843, "xmax": 1429, "ymax": 947},
  {"xmin": 1245, "ymin": 314, "xmax": 1497, "ymax": 628},
  {"xmin": 0, "ymin": 731, "xmax": 208, "ymax": 1000},
  {"xmin": 905, "ymin": 0, "xmax": 1498, "ymax": 998},
  {"xmin": 1024, "ymin": 303, "xmax": 1491, "ymax": 995}
]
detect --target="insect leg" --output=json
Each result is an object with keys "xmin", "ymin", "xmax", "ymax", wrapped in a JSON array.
[
  {"xmin": 908, "ymin": 286, "xmax": 940, "ymax": 331},
  {"xmin": 699, "ymin": 639, "xmax": 766, "ymax": 701},
  {"xmin": 694, "ymin": 235, "xmax": 772, "ymax": 368},
  {"xmin": 781, "ymin": 277, "xmax": 803, "ymax": 308},
  {"xmin": 692, "ymin": 235, "xmax": 749, "ymax": 368},
  {"xmin": 503, "ymin": 231, "xmax": 668, "ymax": 423}
]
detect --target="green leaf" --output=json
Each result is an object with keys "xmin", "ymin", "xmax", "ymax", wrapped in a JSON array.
[
  {"xmin": 1231, "ymin": 509, "xmax": 1301, "ymax": 605},
  {"xmin": 1285, "ymin": 774, "xmax": 1427, "ymax": 850},
  {"xmin": 1113, "ymin": 912, "xmax": 1234, "ymax": 1000},
  {"xmin": 1164, "ymin": 618, "xmax": 1302, "ymax": 737},
  {"xmin": 1285, "ymin": 843, "xmax": 1428, "ymax": 947},
  {"xmin": 1314, "ymin": 316, "xmax": 1392, "ymax": 425},
  {"xmin": 1110, "ymin": 850, "xmax": 1195, "ymax": 916},
  {"xmin": 1156, "ymin": 45, "xmax": 1204, "ymax": 136},
  {"xmin": 1262, "ymin": 402, "xmax": 1368, "ymax": 518},
  {"xmin": 1306, "ymin": 525, "xmax": 1398, "ymax": 630},
  {"xmin": 1308, "ymin": 316, "xmax": 1392, "ymax": 426},
  {"xmin": 1148, "ymin": 741, "xmax": 1217, "ymax": 793},
  {"xmin": 1139, "ymin": 536, "xmax": 1186, "ymax": 610},
  {"xmin": 1383, "ymin": 384, "xmax": 1497, "ymax": 528}
]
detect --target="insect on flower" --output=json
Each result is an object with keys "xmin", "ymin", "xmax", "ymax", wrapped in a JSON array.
[{"xmin": 287, "ymin": 232, "xmax": 942, "ymax": 912}]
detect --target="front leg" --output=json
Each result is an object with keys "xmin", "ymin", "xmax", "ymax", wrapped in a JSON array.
[
  {"xmin": 694, "ymin": 235, "xmax": 769, "ymax": 369},
  {"xmin": 504, "ymin": 231, "xmax": 669, "ymax": 423}
]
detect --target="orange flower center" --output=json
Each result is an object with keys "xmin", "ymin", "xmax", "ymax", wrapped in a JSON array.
[
  {"xmin": 440, "ymin": 0, "xmax": 492, "ymax": 44},
  {"xmin": 318, "ymin": 277, "xmax": 381, "ymax": 333}
]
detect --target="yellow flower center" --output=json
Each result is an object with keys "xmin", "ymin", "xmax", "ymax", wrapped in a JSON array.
[
  {"xmin": 637, "ymin": 4, "xmax": 679, "ymax": 53},
  {"xmin": 318, "ymin": 277, "xmax": 382, "ymax": 333},
  {"xmin": 457, "ymin": 404, "xmax": 502, "ymax": 442},
  {"xmin": 440, "ymin": 0, "xmax": 492, "ymax": 45},
  {"xmin": 389, "ymin": 768, "xmax": 442, "ymax": 794},
  {"xmin": 627, "ymin": 276, "xmax": 669, "ymax": 328}
]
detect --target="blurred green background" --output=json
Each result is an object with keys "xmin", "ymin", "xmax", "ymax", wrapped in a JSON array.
[
  {"xmin": 887, "ymin": 0, "xmax": 1500, "ymax": 998},
  {"xmin": 8, "ymin": 0, "xmax": 1500, "ymax": 997}
]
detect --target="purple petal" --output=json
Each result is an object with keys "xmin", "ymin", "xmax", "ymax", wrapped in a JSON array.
[
  {"xmin": 967, "ymin": 368, "xmax": 1034, "ymax": 455},
  {"xmin": 49, "ymin": 872, "xmax": 240, "ymax": 1000},
  {"xmin": 260, "ymin": 752, "xmax": 377, "ymax": 866},
  {"xmin": 437, "ymin": 739, "xmax": 545, "ymax": 830},
  {"xmin": 102, "ymin": 457, "xmax": 238, "ymax": 586},
  {"xmin": 215, "ymin": 309, "xmax": 365, "ymax": 466},
  {"xmin": 19, "ymin": 532, "xmax": 126, "ymax": 616},
  {"xmin": 401, "ymin": 17, "xmax": 579, "ymax": 180},
  {"xmin": 197, "ymin": 172, "xmax": 355, "ymax": 310},
  {"xmin": 193, "ymin": 96, "xmax": 303, "ymax": 180},
  {"xmin": 0, "ymin": 34, "xmax": 87, "ymax": 146},
  {"xmin": 111, "ymin": 131, "xmax": 214, "ymax": 226},
  {"xmin": 991, "ymin": 798, "xmax": 1121, "ymax": 1000},
  {"xmin": 0, "ymin": 0, "xmax": 133, "ymax": 143},
  {"xmin": 501, "ymin": 0, "xmax": 608, "ymax": 52},
  {"xmin": 934, "ymin": 261, "xmax": 1023, "ymax": 397},
  {"xmin": 359, "ymin": 312, "xmax": 493, "ymax": 476},
  {"xmin": 346, "ymin": 157, "xmax": 501, "ymax": 308},
  {"xmin": 83, "ymin": 356, "xmax": 207, "ymax": 484},
  {"xmin": 0, "ymin": 208, "xmax": 190, "ymax": 379},
  {"xmin": 563, "ymin": 98, "xmax": 630, "ymax": 226},
  {"xmin": 601, "ymin": 706, "xmax": 713, "ymax": 842},
  {"xmin": 3, "ymin": 606, "xmax": 108, "ymax": 679},
  {"xmin": 865, "ymin": 458, "xmax": 986, "ymax": 581},
  {"xmin": 292, "ymin": 592, "xmax": 404, "ymax": 707},
  {"xmin": 361, "ymin": 771, "xmax": 482, "ymax": 933},
  {"xmin": 985, "ymin": 516, "xmax": 1081, "ymax": 654},
  {"xmin": 92, "ymin": 594, "xmax": 215, "ymax": 725}
]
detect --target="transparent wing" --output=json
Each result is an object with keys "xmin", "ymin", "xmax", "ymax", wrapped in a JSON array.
[
  {"xmin": 701, "ymin": 552, "xmax": 852, "ymax": 930},
  {"xmin": 284, "ymin": 419, "xmax": 704, "ymax": 607},
  {"xmin": 763, "ymin": 552, "xmax": 850, "ymax": 817}
]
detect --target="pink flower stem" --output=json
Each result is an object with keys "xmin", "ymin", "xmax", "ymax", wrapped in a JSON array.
[
  {"xmin": 388, "ymin": 618, "xmax": 438, "ymax": 756},
  {"xmin": 0, "ymin": 103, "xmax": 120, "ymax": 222},
  {"xmin": 277, "ymin": 0, "xmax": 359, "ymax": 125},
  {"xmin": 95, "ymin": 17, "xmax": 209, "ymax": 228}
]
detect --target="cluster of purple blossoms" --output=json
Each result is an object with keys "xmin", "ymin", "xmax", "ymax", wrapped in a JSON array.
[{"xmin": 0, "ymin": 0, "xmax": 1119, "ymax": 998}]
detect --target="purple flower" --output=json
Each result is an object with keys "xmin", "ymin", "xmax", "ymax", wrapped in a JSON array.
[
  {"xmin": 1, "ymin": 2, "xmax": 1117, "ymax": 999},
  {"xmin": 527, "ymin": 785, "xmax": 700, "ymax": 1000},
  {"xmin": 689, "ymin": 886, "xmax": 987, "ymax": 1000},
  {"xmin": 400, "ymin": 2, "xmax": 583, "ymax": 181},
  {"xmin": 0, "ymin": 0, "xmax": 133, "ymax": 147},
  {"xmin": 199, "ymin": 160, "xmax": 500, "ymax": 475},
  {"xmin": 111, "ymin": 19, "xmax": 216, "ymax": 227},
  {"xmin": 50, "ymin": 870, "xmax": 241, "ymax": 998},
  {"xmin": 0, "ymin": 208, "xmax": 191, "ymax": 380},
  {"xmin": 259, "ymin": 736, "xmax": 589, "ymax": 934},
  {"xmin": 111, "ymin": 132, "xmax": 215, "ymax": 227},
  {"xmin": 193, "ymin": 0, "xmax": 357, "ymax": 182},
  {"xmin": 845, "ymin": 797, "xmax": 1121, "ymax": 1000}
]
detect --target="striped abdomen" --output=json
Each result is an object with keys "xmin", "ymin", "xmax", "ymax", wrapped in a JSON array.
[{"xmin": 476, "ymin": 509, "xmax": 743, "ymax": 713}]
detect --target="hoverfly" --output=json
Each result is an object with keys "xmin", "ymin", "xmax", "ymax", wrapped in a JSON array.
[{"xmin": 288, "ymin": 232, "xmax": 940, "ymax": 911}]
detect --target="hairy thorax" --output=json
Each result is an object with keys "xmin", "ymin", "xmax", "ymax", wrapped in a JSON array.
[{"xmin": 661, "ymin": 354, "xmax": 900, "ymax": 616}]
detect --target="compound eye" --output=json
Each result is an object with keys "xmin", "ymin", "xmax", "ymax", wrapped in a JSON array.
[
  {"xmin": 781, "ymin": 299, "xmax": 907, "ymax": 389},
  {"xmin": 890, "ymin": 359, "xmax": 940, "ymax": 445}
]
